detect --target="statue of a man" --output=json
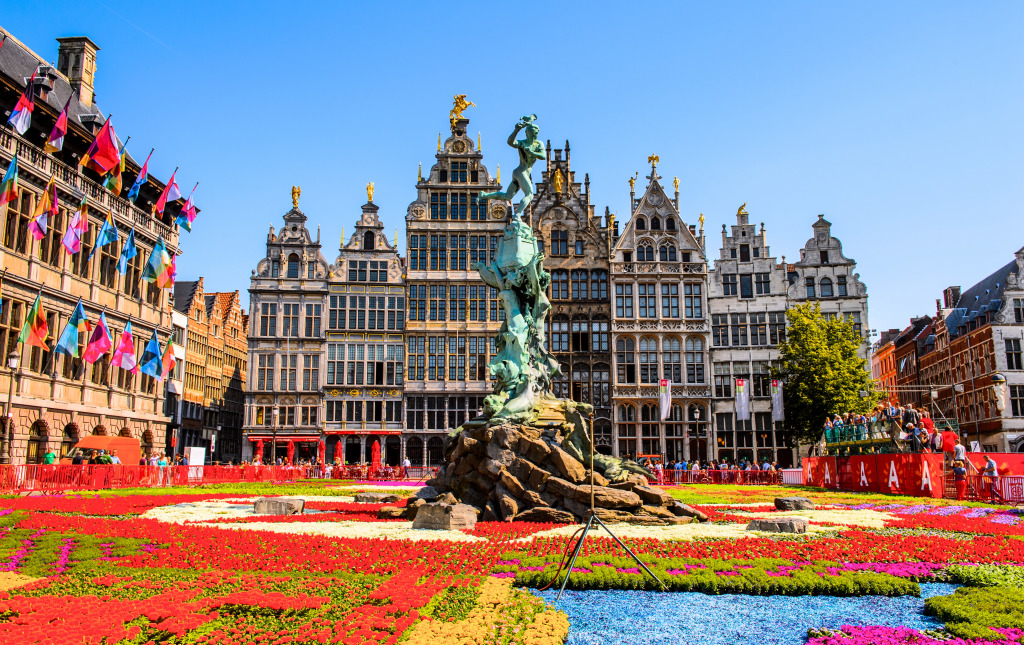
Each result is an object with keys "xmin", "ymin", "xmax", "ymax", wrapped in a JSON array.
[{"xmin": 479, "ymin": 115, "xmax": 546, "ymax": 219}]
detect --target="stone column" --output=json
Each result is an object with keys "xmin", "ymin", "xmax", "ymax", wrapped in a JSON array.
[{"xmin": 359, "ymin": 435, "xmax": 366, "ymax": 465}]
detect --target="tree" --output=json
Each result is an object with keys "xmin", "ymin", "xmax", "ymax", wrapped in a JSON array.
[{"xmin": 775, "ymin": 302, "xmax": 881, "ymax": 452}]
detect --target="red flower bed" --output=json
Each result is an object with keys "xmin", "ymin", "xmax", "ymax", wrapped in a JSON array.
[
  {"xmin": 0, "ymin": 494, "xmax": 244, "ymax": 516},
  {"xmin": 205, "ymin": 512, "xmax": 405, "ymax": 524},
  {"xmin": 464, "ymin": 521, "xmax": 568, "ymax": 541},
  {"xmin": 305, "ymin": 500, "xmax": 408, "ymax": 511}
]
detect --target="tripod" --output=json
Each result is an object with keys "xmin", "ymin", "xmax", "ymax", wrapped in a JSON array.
[{"xmin": 555, "ymin": 414, "xmax": 665, "ymax": 602}]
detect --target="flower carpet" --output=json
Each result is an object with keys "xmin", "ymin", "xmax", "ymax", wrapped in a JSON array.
[{"xmin": 0, "ymin": 481, "xmax": 1023, "ymax": 644}]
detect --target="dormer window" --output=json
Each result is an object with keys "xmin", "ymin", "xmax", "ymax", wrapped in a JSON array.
[
  {"xmin": 820, "ymin": 250, "xmax": 829, "ymax": 264},
  {"xmin": 651, "ymin": 217, "xmax": 661, "ymax": 231},
  {"xmin": 364, "ymin": 231, "xmax": 375, "ymax": 250},
  {"xmin": 739, "ymin": 245, "xmax": 750, "ymax": 262},
  {"xmin": 666, "ymin": 218, "xmax": 676, "ymax": 231},
  {"xmin": 635, "ymin": 218, "xmax": 646, "ymax": 231},
  {"xmin": 287, "ymin": 254, "xmax": 300, "ymax": 278}
]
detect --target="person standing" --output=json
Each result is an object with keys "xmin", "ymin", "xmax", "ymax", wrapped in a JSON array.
[
  {"xmin": 983, "ymin": 455, "xmax": 1002, "ymax": 502},
  {"xmin": 109, "ymin": 450, "xmax": 121, "ymax": 465},
  {"xmin": 42, "ymin": 448, "xmax": 57, "ymax": 465},
  {"xmin": 953, "ymin": 438, "xmax": 967, "ymax": 464},
  {"xmin": 953, "ymin": 460, "xmax": 968, "ymax": 501}
]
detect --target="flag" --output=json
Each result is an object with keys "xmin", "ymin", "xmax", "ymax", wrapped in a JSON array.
[
  {"xmin": 142, "ymin": 237, "xmax": 171, "ymax": 284},
  {"xmin": 111, "ymin": 321, "xmax": 139, "ymax": 374},
  {"xmin": 160, "ymin": 337, "xmax": 176, "ymax": 380},
  {"xmin": 735, "ymin": 378, "xmax": 751, "ymax": 421},
  {"xmin": 89, "ymin": 209, "xmax": 119, "ymax": 260},
  {"xmin": 139, "ymin": 329, "xmax": 163, "ymax": 380},
  {"xmin": 103, "ymin": 139, "xmax": 129, "ymax": 194},
  {"xmin": 79, "ymin": 117, "xmax": 121, "ymax": 175},
  {"xmin": 54, "ymin": 299, "xmax": 89, "ymax": 358},
  {"xmin": 62, "ymin": 197, "xmax": 89, "ymax": 255},
  {"xmin": 156, "ymin": 252, "xmax": 176, "ymax": 289},
  {"xmin": 44, "ymin": 95, "xmax": 72, "ymax": 153},
  {"xmin": 82, "ymin": 311, "xmax": 112, "ymax": 364},
  {"xmin": 175, "ymin": 184, "xmax": 198, "ymax": 232},
  {"xmin": 154, "ymin": 169, "xmax": 181, "ymax": 215},
  {"xmin": 127, "ymin": 150, "xmax": 152, "ymax": 203},
  {"xmin": 0, "ymin": 155, "xmax": 19, "ymax": 207},
  {"xmin": 7, "ymin": 71, "xmax": 35, "ymax": 135},
  {"xmin": 659, "ymin": 379, "xmax": 672, "ymax": 421},
  {"xmin": 771, "ymin": 379, "xmax": 785, "ymax": 422},
  {"xmin": 29, "ymin": 176, "xmax": 58, "ymax": 241},
  {"xmin": 117, "ymin": 227, "xmax": 137, "ymax": 274},
  {"xmin": 17, "ymin": 292, "xmax": 48, "ymax": 348}
]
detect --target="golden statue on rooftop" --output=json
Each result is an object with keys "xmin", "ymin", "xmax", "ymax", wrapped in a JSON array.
[
  {"xmin": 552, "ymin": 168, "xmax": 564, "ymax": 194},
  {"xmin": 367, "ymin": 182, "xmax": 375, "ymax": 203},
  {"xmin": 647, "ymin": 154, "xmax": 659, "ymax": 165},
  {"xmin": 737, "ymin": 202, "xmax": 748, "ymax": 216},
  {"xmin": 450, "ymin": 94, "xmax": 476, "ymax": 131},
  {"xmin": 291, "ymin": 186, "xmax": 301, "ymax": 209}
]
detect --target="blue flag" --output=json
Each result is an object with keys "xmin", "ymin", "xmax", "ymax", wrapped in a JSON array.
[
  {"xmin": 139, "ymin": 329, "xmax": 163, "ymax": 380},
  {"xmin": 117, "ymin": 227, "xmax": 137, "ymax": 274},
  {"xmin": 127, "ymin": 150, "xmax": 152, "ymax": 203},
  {"xmin": 88, "ymin": 208, "xmax": 119, "ymax": 260},
  {"xmin": 54, "ymin": 299, "xmax": 89, "ymax": 358}
]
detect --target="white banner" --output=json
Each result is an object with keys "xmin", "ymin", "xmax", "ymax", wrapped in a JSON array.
[
  {"xmin": 659, "ymin": 379, "xmax": 672, "ymax": 421},
  {"xmin": 735, "ymin": 378, "xmax": 750, "ymax": 421},
  {"xmin": 771, "ymin": 379, "xmax": 785, "ymax": 422}
]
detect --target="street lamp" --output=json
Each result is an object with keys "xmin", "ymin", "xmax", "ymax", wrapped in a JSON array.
[
  {"xmin": 272, "ymin": 407, "xmax": 279, "ymax": 465},
  {"xmin": 3, "ymin": 351, "xmax": 19, "ymax": 465}
]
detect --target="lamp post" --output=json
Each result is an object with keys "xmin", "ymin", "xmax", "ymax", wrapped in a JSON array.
[
  {"xmin": 2, "ymin": 351, "xmax": 19, "ymax": 465},
  {"xmin": 271, "ymin": 407, "xmax": 279, "ymax": 465}
]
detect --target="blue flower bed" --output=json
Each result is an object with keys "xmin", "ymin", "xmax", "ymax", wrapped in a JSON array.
[{"xmin": 531, "ymin": 583, "xmax": 959, "ymax": 645}]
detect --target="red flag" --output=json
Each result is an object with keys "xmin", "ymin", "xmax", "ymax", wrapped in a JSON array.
[{"xmin": 79, "ymin": 117, "xmax": 121, "ymax": 174}]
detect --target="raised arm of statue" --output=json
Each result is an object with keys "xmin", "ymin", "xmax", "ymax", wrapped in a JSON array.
[{"xmin": 479, "ymin": 115, "xmax": 543, "ymax": 219}]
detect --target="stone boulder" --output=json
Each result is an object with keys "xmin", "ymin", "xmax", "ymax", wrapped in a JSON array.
[
  {"xmin": 354, "ymin": 492, "xmax": 400, "ymax": 504},
  {"xmin": 377, "ymin": 505, "xmax": 406, "ymax": 519},
  {"xmin": 253, "ymin": 497, "xmax": 304, "ymax": 515},
  {"xmin": 746, "ymin": 517, "xmax": 808, "ymax": 534},
  {"xmin": 548, "ymin": 444, "xmax": 587, "ymax": 484},
  {"xmin": 670, "ymin": 503, "xmax": 709, "ymax": 522},
  {"xmin": 775, "ymin": 497, "xmax": 815, "ymax": 511},
  {"xmin": 585, "ymin": 486, "xmax": 643, "ymax": 510},
  {"xmin": 412, "ymin": 503, "xmax": 478, "ymax": 531},
  {"xmin": 411, "ymin": 486, "xmax": 440, "ymax": 502},
  {"xmin": 516, "ymin": 507, "xmax": 575, "ymax": 524},
  {"xmin": 633, "ymin": 485, "xmax": 675, "ymax": 507}
]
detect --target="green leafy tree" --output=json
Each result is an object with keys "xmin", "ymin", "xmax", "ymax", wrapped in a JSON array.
[{"xmin": 775, "ymin": 303, "xmax": 881, "ymax": 452}]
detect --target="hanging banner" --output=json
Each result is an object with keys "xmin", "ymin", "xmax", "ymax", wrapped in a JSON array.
[
  {"xmin": 771, "ymin": 379, "xmax": 785, "ymax": 421},
  {"xmin": 659, "ymin": 379, "xmax": 672, "ymax": 421},
  {"xmin": 735, "ymin": 378, "xmax": 750, "ymax": 420}
]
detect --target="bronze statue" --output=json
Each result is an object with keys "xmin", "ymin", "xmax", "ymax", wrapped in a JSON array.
[{"xmin": 478, "ymin": 115, "xmax": 545, "ymax": 220}]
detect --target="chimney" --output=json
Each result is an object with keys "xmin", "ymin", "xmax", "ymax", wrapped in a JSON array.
[
  {"xmin": 943, "ymin": 286, "xmax": 961, "ymax": 309},
  {"xmin": 57, "ymin": 37, "xmax": 99, "ymax": 106}
]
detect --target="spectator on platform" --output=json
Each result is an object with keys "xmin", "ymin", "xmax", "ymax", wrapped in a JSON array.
[
  {"xmin": 954, "ymin": 439, "xmax": 967, "ymax": 464},
  {"xmin": 983, "ymin": 455, "xmax": 1002, "ymax": 502},
  {"xmin": 42, "ymin": 448, "xmax": 56, "ymax": 465},
  {"xmin": 903, "ymin": 404, "xmax": 921, "ymax": 430},
  {"xmin": 953, "ymin": 460, "xmax": 968, "ymax": 500},
  {"xmin": 139, "ymin": 455, "xmax": 147, "ymax": 466},
  {"xmin": 109, "ymin": 450, "xmax": 121, "ymax": 465},
  {"xmin": 920, "ymin": 410, "xmax": 935, "ymax": 434}
]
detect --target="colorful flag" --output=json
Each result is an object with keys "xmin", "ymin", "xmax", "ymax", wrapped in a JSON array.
[
  {"xmin": 62, "ymin": 197, "xmax": 89, "ymax": 255},
  {"xmin": 659, "ymin": 379, "xmax": 672, "ymax": 421},
  {"xmin": 141, "ymin": 237, "xmax": 171, "ymax": 285},
  {"xmin": 0, "ymin": 155, "xmax": 19, "ymax": 207},
  {"xmin": 117, "ymin": 227, "xmax": 137, "ymax": 274},
  {"xmin": 83, "ymin": 311, "xmax": 112, "ymax": 364},
  {"xmin": 54, "ymin": 299, "xmax": 89, "ymax": 358},
  {"xmin": 111, "ymin": 321, "xmax": 139, "ymax": 374},
  {"xmin": 771, "ymin": 379, "xmax": 785, "ymax": 422},
  {"xmin": 17, "ymin": 292, "xmax": 48, "ymax": 348},
  {"xmin": 103, "ymin": 138, "xmax": 129, "ymax": 194},
  {"xmin": 160, "ymin": 337, "xmax": 176, "ymax": 380},
  {"xmin": 735, "ymin": 377, "xmax": 751, "ymax": 421},
  {"xmin": 156, "ymin": 252, "xmax": 176, "ymax": 289},
  {"xmin": 7, "ymin": 71, "xmax": 35, "ymax": 135},
  {"xmin": 127, "ymin": 149, "xmax": 152, "ymax": 203},
  {"xmin": 139, "ymin": 329, "xmax": 163, "ymax": 380},
  {"xmin": 175, "ymin": 183, "xmax": 198, "ymax": 232},
  {"xmin": 29, "ymin": 176, "xmax": 58, "ymax": 241},
  {"xmin": 79, "ymin": 117, "xmax": 121, "ymax": 175},
  {"xmin": 154, "ymin": 168, "xmax": 181, "ymax": 215},
  {"xmin": 88, "ymin": 209, "xmax": 119, "ymax": 259},
  {"xmin": 44, "ymin": 95, "xmax": 72, "ymax": 154}
]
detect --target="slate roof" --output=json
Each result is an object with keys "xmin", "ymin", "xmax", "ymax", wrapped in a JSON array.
[
  {"xmin": 947, "ymin": 258, "xmax": 1020, "ymax": 338},
  {"xmin": 173, "ymin": 281, "xmax": 200, "ymax": 314}
]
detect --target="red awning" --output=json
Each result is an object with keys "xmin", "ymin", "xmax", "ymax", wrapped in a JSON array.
[
  {"xmin": 323, "ymin": 430, "xmax": 403, "ymax": 436},
  {"xmin": 246, "ymin": 435, "xmax": 321, "ymax": 442}
]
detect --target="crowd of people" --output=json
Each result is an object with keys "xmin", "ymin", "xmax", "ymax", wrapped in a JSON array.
[
  {"xmin": 634, "ymin": 457, "xmax": 786, "ymax": 484},
  {"xmin": 824, "ymin": 402, "xmax": 968, "ymax": 454}
]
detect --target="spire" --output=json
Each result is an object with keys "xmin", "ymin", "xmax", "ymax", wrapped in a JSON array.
[
  {"xmin": 437, "ymin": 133, "xmax": 441, "ymax": 152},
  {"xmin": 477, "ymin": 131, "xmax": 482, "ymax": 152},
  {"xmin": 417, "ymin": 162, "xmax": 422, "ymax": 182}
]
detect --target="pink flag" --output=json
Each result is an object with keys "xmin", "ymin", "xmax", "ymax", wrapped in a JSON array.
[
  {"xmin": 111, "ymin": 321, "xmax": 140, "ymax": 374},
  {"xmin": 83, "ymin": 312, "xmax": 112, "ymax": 364}
]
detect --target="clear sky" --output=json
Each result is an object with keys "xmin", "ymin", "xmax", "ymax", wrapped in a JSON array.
[{"xmin": 4, "ymin": 2, "xmax": 1022, "ymax": 333}]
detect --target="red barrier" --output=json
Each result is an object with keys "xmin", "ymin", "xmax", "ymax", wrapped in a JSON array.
[
  {"xmin": 806, "ymin": 454, "xmax": 944, "ymax": 498},
  {"xmin": 657, "ymin": 470, "xmax": 781, "ymax": 486},
  {"xmin": 803, "ymin": 456, "xmax": 838, "ymax": 489}
]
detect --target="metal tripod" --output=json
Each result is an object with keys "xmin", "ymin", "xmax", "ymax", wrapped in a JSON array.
[{"xmin": 555, "ymin": 414, "xmax": 665, "ymax": 602}]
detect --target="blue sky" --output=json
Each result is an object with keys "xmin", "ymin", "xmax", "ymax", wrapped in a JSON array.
[{"xmin": 4, "ymin": 2, "xmax": 1022, "ymax": 333}]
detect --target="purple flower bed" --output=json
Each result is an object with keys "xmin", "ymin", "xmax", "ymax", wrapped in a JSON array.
[{"xmin": 808, "ymin": 625, "xmax": 1024, "ymax": 644}]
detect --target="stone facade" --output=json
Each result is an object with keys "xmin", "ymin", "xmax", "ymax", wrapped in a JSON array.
[
  {"xmin": 323, "ymin": 199, "xmax": 405, "ymax": 465},
  {"xmin": 530, "ymin": 141, "xmax": 615, "ymax": 452},
  {"xmin": 609, "ymin": 161, "xmax": 711, "ymax": 461}
]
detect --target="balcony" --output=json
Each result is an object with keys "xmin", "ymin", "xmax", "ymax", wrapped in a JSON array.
[{"xmin": 612, "ymin": 261, "xmax": 706, "ymax": 276}]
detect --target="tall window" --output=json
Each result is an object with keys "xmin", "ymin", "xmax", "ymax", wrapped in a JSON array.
[
  {"xmin": 684, "ymin": 283, "xmax": 702, "ymax": 318},
  {"xmin": 409, "ymin": 285, "xmax": 426, "ymax": 322},
  {"xmin": 302, "ymin": 355, "xmax": 319, "ymax": 390},
  {"xmin": 661, "ymin": 284, "xmax": 679, "ymax": 318},
  {"xmin": 723, "ymin": 274, "xmax": 737, "ymax": 296},
  {"xmin": 1011, "ymin": 385, "xmax": 1024, "ymax": 417},
  {"xmin": 257, "ymin": 355, "xmax": 275, "ymax": 390},
  {"xmin": 447, "ymin": 337, "xmax": 466, "ymax": 381},
  {"xmin": 469, "ymin": 285, "xmax": 486, "ymax": 321},
  {"xmin": 282, "ymin": 303, "xmax": 300, "ymax": 336},
  {"xmin": 38, "ymin": 209, "xmax": 64, "ymax": 267},
  {"xmin": 591, "ymin": 270, "xmax": 608, "ymax": 300},
  {"xmin": 429, "ymin": 285, "xmax": 446, "ymax": 321},
  {"xmin": 712, "ymin": 314, "xmax": 728, "ymax": 346},
  {"xmin": 280, "ymin": 354, "xmax": 297, "ymax": 390},
  {"xmin": 755, "ymin": 273, "xmax": 770, "ymax": 295},
  {"xmin": 638, "ymin": 284, "xmax": 657, "ymax": 318},
  {"xmin": 686, "ymin": 337, "xmax": 705, "ymax": 383},
  {"xmin": 615, "ymin": 284, "xmax": 634, "ymax": 318},
  {"xmin": 663, "ymin": 337, "xmax": 682, "ymax": 382},
  {"xmin": 97, "ymin": 239, "xmax": 119, "ymax": 289},
  {"xmin": 769, "ymin": 312, "xmax": 786, "ymax": 344},
  {"xmin": 637, "ymin": 243, "xmax": 654, "ymax": 262},
  {"xmin": 388, "ymin": 296, "xmax": 405, "ymax": 331},
  {"xmin": 714, "ymin": 362, "xmax": 732, "ymax": 398},
  {"xmin": 571, "ymin": 363, "xmax": 590, "ymax": 404},
  {"xmin": 837, "ymin": 276, "xmax": 847, "ymax": 296},
  {"xmin": 450, "ymin": 235, "xmax": 467, "ymax": 270},
  {"xmin": 73, "ymin": 226, "xmax": 94, "ymax": 280},
  {"xmin": 407, "ymin": 336, "xmax": 425, "ymax": 381},
  {"xmin": 820, "ymin": 277, "xmax": 833, "ymax": 297},
  {"xmin": 259, "ymin": 303, "xmax": 277, "ymax": 336},
  {"xmin": 641, "ymin": 403, "xmax": 659, "ymax": 454},
  {"xmin": 553, "ymin": 362, "xmax": 569, "ymax": 398},
  {"xmin": 592, "ymin": 317, "xmax": 609, "ymax": 352},
  {"xmin": 730, "ymin": 313, "xmax": 748, "ymax": 346},
  {"xmin": 571, "ymin": 316, "xmax": 590, "ymax": 352},
  {"xmin": 287, "ymin": 254, "xmax": 300, "ymax": 278},
  {"xmin": 650, "ymin": 216, "xmax": 661, "ymax": 231},
  {"xmin": 616, "ymin": 337, "xmax": 636, "ymax": 384},
  {"xmin": 739, "ymin": 274, "xmax": 753, "ymax": 299},
  {"xmin": 409, "ymin": 235, "xmax": 426, "ymax": 270},
  {"xmin": 329, "ymin": 295, "xmax": 346, "ymax": 330},
  {"xmin": 551, "ymin": 230, "xmax": 568, "ymax": 256},
  {"xmin": 571, "ymin": 270, "xmax": 589, "ymax": 299},
  {"xmin": 122, "ymin": 248, "xmax": 142, "ymax": 298},
  {"xmin": 469, "ymin": 337, "xmax": 487, "ymax": 380},
  {"xmin": 639, "ymin": 337, "xmax": 658, "ymax": 384},
  {"xmin": 551, "ymin": 270, "xmax": 569, "ymax": 299},
  {"xmin": 304, "ymin": 304, "xmax": 321, "ymax": 337},
  {"xmin": 551, "ymin": 315, "xmax": 569, "ymax": 352},
  {"xmin": 750, "ymin": 313, "xmax": 767, "ymax": 346},
  {"xmin": 326, "ymin": 344, "xmax": 342, "ymax": 385},
  {"xmin": 2, "ymin": 189, "xmax": 31, "ymax": 254},
  {"xmin": 427, "ymin": 337, "xmax": 445, "ymax": 380},
  {"xmin": 593, "ymin": 364, "xmax": 610, "ymax": 406},
  {"xmin": 1007, "ymin": 339, "xmax": 1022, "ymax": 370},
  {"xmin": 659, "ymin": 244, "xmax": 676, "ymax": 262},
  {"xmin": 430, "ymin": 193, "xmax": 448, "ymax": 219},
  {"xmin": 805, "ymin": 277, "xmax": 815, "ymax": 298},
  {"xmin": 1015, "ymin": 299, "xmax": 1024, "ymax": 323}
]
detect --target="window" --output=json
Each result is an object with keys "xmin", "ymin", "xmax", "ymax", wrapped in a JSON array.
[
  {"xmin": 571, "ymin": 363, "xmax": 590, "ymax": 404},
  {"xmin": 122, "ymin": 247, "xmax": 142, "ymax": 298},
  {"xmin": 301, "ymin": 405, "xmax": 318, "ymax": 426},
  {"xmin": 723, "ymin": 274, "xmax": 737, "ymax": 296},
  {"xmin": 254, "ymin": 405, "xmax": 273, "ymax": 426},
  {"xmin": 426, "ymin": 396, "xmax": 445, "ymax": 429},
  {"xmin": 615, "ymin": 284, "xmax": 633, "ymax": 318},
  {"xmin": 739, "ymin": 274, "xmax": 753, "ymax": 299},
  {"xmin": 616, "ymin": 337, "xmax": 636, "ymax": 384},
  {"xmin": 571, "ymin": 316, "xmax": 590, "ymax": 352},
  {"xmin": 97, "ymin": 238, "xmax": 119, "ymax": 289},
  {"xmin": 406, "ymin": 396, "xmax": 424, "ymax": 429},
  {"xmin": 749, "ymin": 313, "xmax": 767, "ymax": 346},
  {"xmin": 551, "ymin": 315, "xmax": 569, "ymax": 352},
  {"xmin": 1007, "ymin": 339, "xmax": 1022, "ymax": 370},
  {"xmin": 661, "ymin": 284, "xmax": 679, "ymax": 318},
  {"xmin": 409, "ymin": 284, "xmax": 426, "ymax": 322},
  {"xmin": 2, "ymin": 189, "xmax": 31, "ymax": 254},
  {"xmin": 659, "ymin": 244, "xmax": 677, "ymax": 262},
  {"xmin": 820, "ymin": 277, "xmax": 833, "ymax": 297},
  {"xmin": 1012, "ymin": 385, "xmax": 1024, "ymax": 417},
  {"xmin": 280, "ymin": 354, "xmax": 297, "ymax": 390},
  {"xmin": 427, "ymin": 337, "xmax": 444, "ymax": 381},
  {"xmin": 429, "ymin": 285, "xmax": 446, "ymax": 321},
  {"xmin": 837, "ymin": 276, "xmax": 847, "ymax": 296},
  {"xmin": 385, "ymin": 400, "xmax": 403, "ymax": 422},
  {"xmin": 282, "ymin": 303, "xmax": 300, "ymax": 336},
  {"xmin": 593, "ymin": 364, "xmax": 610, "ymax": 406},
  {"xmin": 287, "ymin": 254, "xmax": 300, "ymax": 278},
  {"xmin": 666, "ymin": 217, "xmax": 676, "ymax": 231},
  {"xmin": 329, "ymin": 295, "xmax": 345, "ymax": 330},
  {"xmin": 469, "ymin": 336, "xmax": 487, "ymax": 380},
  {"xmin": 1015, "ymin": 299, "xmax": 1024, "ymax": 324},
  {"xmin": 409, "ymin": 235, "xmax": 426, "ymax": 270},
  {"xmin": 553, "ymin": 362, "xmax": 569, "ymax": 398},
  {"xmin": 429, "ymin": 235, "xmax": 447, "ymax": 270},
  {"xmin": 739, "ymin": 244, "xmax": 750, "ymax": 262},
  {"xmin": 686, "ymin": 337, "xmax": 705, "ymax": 383},
  {"xmin": 38, "ymin": 208, "xmax": 64, "ymax": 267},
  {"xmin": 684, "ymin": 283, "xmax": 702, "ymax": 318},
  {"xmin": 450, "ymin": 235, "xmax": 467, "ymax": 271},
  {"xmin": 304, "ymin": 304, "xmax": 321, "ymax": 337},
  {"xmin": 752, "ymin": 360, "xmax": 770, "ymax": 397},
  {"xmin": 639, "ymin": 337, "xmax": 658, "ymax": 384},
  {"xmin": 259, "ymin": 303, "xmax": 277, "ymax": 336},
  {"xmin": 270, "ymin": 259, "xmax": 280, "ymax": 277},
  {"xmin": 73, "ymin": 224, "xmax": 94, "ymax": 280},
  {"xmin": 551, "ymin": 230, "xmax": 568, "ymax": 256},
  {"xmin": 712, "ymin": 314, "xmax": 728, "ymax": 347},
  {"xmin": 571, "ymin": 270, "xmax": 589, "ymax": 300},
  {"xmin": 592, "ymin": 317, "xmax": 609, "ymax": 352},
  {"xmin": 575, "ymin": 240, "xmax": 584, "ymax": 256},
  {"xmin": 769, "ymin": 312, "xmax": 786, "ymax": 344},
  {"xmin": 447, "ymin": 336, "xmax": 466, "ymax": 381},
  {"xmin": 326, "ymin": 344, "xmax": 342, "ymax": 385},
  {"xmin": 302, "ymin": 355, "xmax": 319, "ymax": 390},
  {"xmin": 755, "ymin": 273, "xmax": 770, "ymax": 295},
  {"xmin": 730, "ymin": 314, "xmax": 748, "ymax": 346},
  {"xmin": 805, "ymin": 277, "xmax": 815, "ymax": 298},
  {"xmin": 640, "ymin": 403, "xmax": 659, "ymax": 454},
  {"xmin": 407, "ymin": 336, "xmax": 425, "ymax": 381},
  {"xmin": 308, "ymin": 260, "xmax": 316, "ymax": 279},
  {"xmin": 638, "ymin": 284, "xmax": 657, "ymax": 318},
  {"xmin": 820, "ymin": 250, "xmax": 829, "ymax": 264},
  {"xmin": 663, "ymin": 337, "xmax": 682, "ymax": 382},
  {"xmin": 257, "ymin": 354, "xmax": 275, "ymax": 390},
  {"xmin": 637, "ymin": 243, "xmax": 654, "ymax": 262},
  {"xmin": 591, "ymin": 270, "xmax": 608, "ymax": 300},
  {"xmin": 345, "ymin": 401, "xmax": 363, "ymax": 423},
  {"xmin": 551, "ymin": 270, "xmax": 569, "ymax": 300},
  {"xmin": 635, "ymin": 218, "xmax": 646, "ymax": 231},
  {"xmin": 714, "ymin": 363, "xmax": 732, "ymax": 398},
  {"xmin": 387, "ymin": 296, "xmax": 404, "ymax": 331},
  {"xmin": 651, "ymin": 217, "xmax": 661, "ymax": 231},
  {"xmin": 430, "ymin": 193, "xmax": 447, "ymax": 219}
]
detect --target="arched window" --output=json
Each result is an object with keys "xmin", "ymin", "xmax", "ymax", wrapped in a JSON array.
[
  {"xmin": 685, "ymin": 337, "xmax": 705, "ymax": 384},
  {"xmin": 287, "ymin": 253, "xmax": 300, "ymax": 279},
  {"xmin": 550, "ymin": 315, "xmax": 569, "ymax": 352},
  {"xmin": 571, "ymin": 363, "xmax": 590, "ymax": 404},
  {"xmin": 666, "ymin": 217, "xmax": 676, "ymax": 231},
  {"xmin": 639, "ymin": 337, "xmax": 659, "ymax": 384},
  {"xmin": 590, "ymin": 270, "xmax": 608, "ymax": 300},
  {"xmin": 364, "ymin": 231, "xmax": 375, "ymax": 250},
  {"xmin": 635, "ymin": 218, "xmax": 646, "ymax": 231},
  {"xmin": 426, "ymin": 437, "xmax": 444, "ymax": 466},
  {"xmin": 554, "ymin": 362, "xmax": 570, "ymax": 398},
  {"xmin": 61, "ymin": 424, "xmax": 79, "ymax": 458},
  {"xmin": 406, "ymin": 437, "xmax": 424, "ymax": 466},
  {"xmin": 616, "ymin": 337, "xmax": 636, "ymax": 384},
  {"xmin": 593, "ymin": 363, "xmax": 611, "ymax": 406},
  {"xmin": 651, "ymin": 216, "xmax": 661, "ymax": 231},
  {"xmin": 659, "ymin": 244, "xmax": 677, "ymax": 262},
  {"xmin": 119, "ymin": 427, "xmax": 132, "ymax": 437},
  {"xmin": 688, "ymin": 403, "xmax": 706, "ymax": 422},
  {"xmin": 663, "ymin": 337, "xmax": 682, "ymax": 382},
  {"xmin": 618, "ymin": 403, "xmax": 636, "ymax": 423},
  {"xmin": 571, "ymin": 270, "xmax": 589, "ymax": 299},
  {"xmin": 638, "ymin": 243, "xmax": 654, "ymax": 262},
  {"xmin": 594, "ymin": 418, "xmax": 613, "ymax": 451},
  {"xmin": 820, "ymin": 277, "xmax": 833, "ymax": 298},
  {"xmin": 26, "ymin": 421, "xmax": 47, "ymax": 465},
  {"xmin": 551, "ymin": 270, "xmax": 569, "ymax": 299}
]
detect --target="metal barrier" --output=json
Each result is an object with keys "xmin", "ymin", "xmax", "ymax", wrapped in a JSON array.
[
  {"xmin": 659, "ymin": 470, "xmax": 781, "ymax": 485},
  {"xmin": 780, "ymin": 468, "xmax": 804, "ymax": 485},
  {"xmin": 945, "ymin": 474, "xmax": 1024, "ymax": 504}
]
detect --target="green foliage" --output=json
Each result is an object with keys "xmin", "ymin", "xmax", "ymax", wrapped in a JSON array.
[
  {"xmin": 945, "ymin": 564, "xmax": 1024, "ymax": 588},
  {"xmin": 0, "ymin": 527, "xmax": 146, "ymax": 578},
  {"xmin": 775, "ymin": 303, "xmax": 881, "ymax": 449},
  {"xmin": 926, "ymin": 586, "xmax": 1024, "ymax": 640},
  {"xmin": 419, "ymin": 585, "xmax": 479, "ymax": 622}
]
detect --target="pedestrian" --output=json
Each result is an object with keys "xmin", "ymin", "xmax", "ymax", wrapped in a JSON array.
[
  {"xmin": 953, "ymin": 460, "xmax": 968, "ymax": 500},
  {"xmin": 71, "ymin": 451, "xmax": 84, "ymax": 466},
  {"xmin": 983, "ymin": 455, "xmax": 1002, "ymax": 502},
  {"xmin": 42, "ymin": 448, "xmax": 57, "ymax": 465},
  {"xmin": 953, "ymin": 439, "xmax": 967, "ymax": 464},
  {"xmin": 109, "ymin": 450, "xmax": 121, "ymax": 465}
]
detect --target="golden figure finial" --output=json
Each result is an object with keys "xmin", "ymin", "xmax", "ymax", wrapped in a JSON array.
[
  {"xmin": 417, "ymin": 163, "xmax": 423, "ymax": 182},
  {"xmin": 291, "ymin": 186, "xmax": 301, "ymax": 209},
  {"xmin": 648, "ymin": 154, "xmax": 660, "ymax": 166},
  {"xmin": 450, "ymin": 94, "xmax": 476, "ymax": 130},
  {"xmin": 477, "ymin": 131, "xmax": 482, "ymax": 152},
  {"xmin": 367, "ymin": 182, "xmax": 375, "ymax": 203},
  {"xmin": 699, "ymin": 213, "xmax": 705, "ymax": 229},
  {"xmin": 628, "ymin": 173, "xmax": 637, "ymax": 191},
  {"xmin": 737, "ymin": 202, "xmax": 748, "ymax": 216},
  {"xmin": 673, "ymin": 176, "xmax": 679, "ymax": 192},
  {"xmin": 552, "ymin": 168, "xmax": 564, "ymax": 194}
]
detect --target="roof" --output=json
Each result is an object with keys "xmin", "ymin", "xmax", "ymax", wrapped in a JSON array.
[
  {"xmin": 948, "ymin": 258, "xmax": 1020, "ymax": 338},
  {"xmin": 172, "ymin": 281, "xmax": 200, "ymax": 314}
]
